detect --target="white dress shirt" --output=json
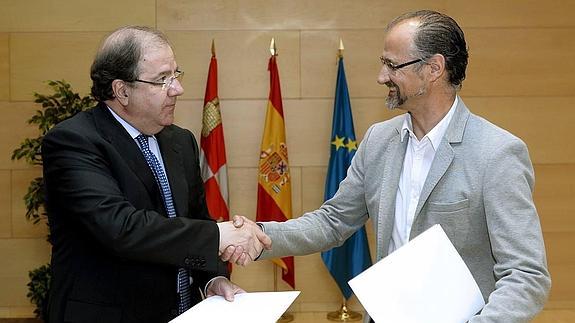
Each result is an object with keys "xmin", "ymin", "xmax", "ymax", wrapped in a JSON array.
[{"xmin": 388, "ymin": 96, "xmax": 459, "ymax": 254}]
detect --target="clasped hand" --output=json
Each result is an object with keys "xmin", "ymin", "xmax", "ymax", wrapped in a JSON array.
[{"xmin": 217, "ymin": 215, "xmax": 271, "ymax": 266}]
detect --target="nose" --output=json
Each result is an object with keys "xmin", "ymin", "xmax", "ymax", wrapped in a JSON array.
[
  {"xmin": 377, "ymin": 65, "xmax": 390, "ymax": 85},
  {"xmin": 168, "ymin": 78, "xmax": 184, "ymax": 96}
]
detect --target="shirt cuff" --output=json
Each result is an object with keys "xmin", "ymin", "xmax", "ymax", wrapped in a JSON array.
[{"xmin": 255, "ymin": 222, "xmax": 265, "ymax": 260}]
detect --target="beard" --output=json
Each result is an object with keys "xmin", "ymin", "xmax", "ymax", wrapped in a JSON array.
[
  {"xmin": 385, "ymin": 82, "xmax": 405, "ymax": 110},
  {"xmin": 385, "ymin": 81, "xmax": 427, "ymax": 110}
]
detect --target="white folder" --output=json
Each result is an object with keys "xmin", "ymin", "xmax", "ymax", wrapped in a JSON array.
[{"xmin": 348, "ymin": 224, "xmax": 485, "ymax": 323}]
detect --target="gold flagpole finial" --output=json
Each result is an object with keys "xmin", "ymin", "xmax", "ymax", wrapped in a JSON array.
[
  {"xmin": 211, "ymin": 39, "xmax": 216, "ymax": 57},
  {"xmin": 338, "ymin": 38, "xmax": 344, "ymax": 58},
  {"xmin": 270, "ymin": 37, "xmax": 277, "ymax": 56}
]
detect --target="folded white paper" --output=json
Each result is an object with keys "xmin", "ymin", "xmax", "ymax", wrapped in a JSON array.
[
  {"xmin": 169, "ymin": 291, "xmax": 300, "ymax": 323},
  {"xmin": 348, "ymin": 224, "xmax": 485, "ymax": 323}
]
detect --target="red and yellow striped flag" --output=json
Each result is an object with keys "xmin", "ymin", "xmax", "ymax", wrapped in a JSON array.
[
  {"xmin": 256, "ymin": 54, "xmax": 295, "ymax": 288},
  {"xmin": 200, "ymin": 44, "xmax": 229, "ymax": 224}
]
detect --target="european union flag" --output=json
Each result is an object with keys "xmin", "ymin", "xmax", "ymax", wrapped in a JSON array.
[{"xmin": 321, "ymin": 57, "xmax": 372, "ymax": 299}]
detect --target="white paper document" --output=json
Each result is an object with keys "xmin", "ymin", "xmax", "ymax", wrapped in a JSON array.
[
  {"xmin": 169, "ymin": 291, "xmax": 300, "ymax": 323},
  {"xmin": 348, "ymin": 224, "xmax": 485, "ymax": 323}
]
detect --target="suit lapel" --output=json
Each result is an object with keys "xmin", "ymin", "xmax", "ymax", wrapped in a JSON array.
[
  {"xmin": 377, "ymin": 126, "xmax": 408, "ymax": 260},
  {"xmin": 157, "ymin": 128, "xmax": 189, "ymax": 219},
  {"xmin": 410, "ymin": 99, "xmax": 470, "ymax": 238},
  {"xmin": 412, "ymin": 140, "xmax": 454, "ymax": 224},
  {"xmin": 92, "ymin": 104, "xmax": 163, "ymax": 209}
]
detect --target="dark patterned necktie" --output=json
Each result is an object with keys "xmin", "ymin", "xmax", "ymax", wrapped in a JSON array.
[{"xmin": 136, "ymin": 134, "xmax": 191, "ymax": 314}]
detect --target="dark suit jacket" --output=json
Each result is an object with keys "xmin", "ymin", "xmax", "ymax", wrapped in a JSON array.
[{"xmin": 42, "ymin": 103, "xmax": 228, "ymax": 323}]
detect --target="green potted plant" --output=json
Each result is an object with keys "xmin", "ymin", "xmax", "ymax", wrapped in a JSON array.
[{"xmin": 11, "ymin": 80, "xmax": 94, "ymax": 319}]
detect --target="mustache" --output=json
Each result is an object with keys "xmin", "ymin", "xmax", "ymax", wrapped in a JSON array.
[{"xmin": 385, "ymin": 81, "xmax": 398, "ymax": 90}]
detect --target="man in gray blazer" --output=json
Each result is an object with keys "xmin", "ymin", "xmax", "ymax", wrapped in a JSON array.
[{"xmin": 227, "ymin": 9, "xmax": 551, "ymax": 322}]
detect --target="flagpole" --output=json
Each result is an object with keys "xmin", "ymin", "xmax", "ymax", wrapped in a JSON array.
[
  {"xmin": 326, "ymin": 38, "xmax": 363, "ymax": 322},
  {"xmin": 268, "ymin": 36, "xmax": 294, "ymax": 323},
  {"xmin": 274, "ymin": 263, "xmax": 294, "ymax": 323},
  {"xmin": 270, "ymin": 37, "xmax": 277, "ymax": 56},
  {"xmin": 326, "ymin": 296, "xmax": 362, "ymax": 321}
]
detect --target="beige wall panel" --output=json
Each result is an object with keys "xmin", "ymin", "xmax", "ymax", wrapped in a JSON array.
[
  {"xmin": 352, "ymin": 98, "xmax": 403, "ymax": 139},
  {"xmin": 544, "ymin": 232, "xmax": 575, "ymax": 302},
  {"xmin": 173, "ymin": 99, "xmax": 203, "ymax": 139},
  {"xmin": 301, "ymin": 30, "xmax": 385, "ymax": 99},
  {"xmin": 545, "ymin": 232, "xmax": 575, "ymax": 266},
  {"xmin": 547, "ymin": 265, "xmax": 575, "ymax": 304},
  {"xmin": 292, "ymin": 253, "xmax": 346, "ymax": 306},
  {"xmin": 533, "ymin": 164, "xmax": 575, "ymax": 233},
  {"xmin": 284, "ymin": 98, "xmax": 400, "ymax": 168},
  {"xmin": 218, "ymin": 99, "xmax": 257, "ymax": 166},
  {"xmin": 0, "ymin": 238, "xmax": 50, "ymax": 306},
  {"xmin": 535, "ymin": 310, "xmax": 575, "ymax": 321},
  {"xmin": 0, "ymin": 33, "xmax": 8, "ymax": 101},
  {"xmin": 290, "ymin": 167, "xmax": 303, "ymax": 217},
  {"xmin": 229, "ymin": 260, "xmax": 275, "ymax": 292},
  {"xmin": 10, "ymin": 32, "xmax": 104, "ymax": 101},
  {"xmin": 548, "ymin": 264, "xmax": 575, "ymax": 308},
  {"xmin": 167, "ymin": 31, "xmax": 300, "ymax": 100},
  {"xmin": 158, "ymin": 0, "xmax": 445, "ymax": 31},
  {"xmin": 285, "ymin": 100, "xmax": 332, "ymax": 167},
  {"xmin": 209, "ymin": 99, "xmax": 266, "ymax": 168},
  {"xmin": 12, "ymin": 169, "xmax": 46, "ymax": 238},
  {"xmin": 0, "ymin": 277, "xmax": 30, "ymax": 307},
  {"xmin": 464, "ymin": 97, "xmax": 575, "ymax": 164},
  {"xmin": 3, "ymin": 307, "xmax": 34, "ymax": 318},
  {"xmin": 0, "ymin": 0, "xmax": 155, "ymax": 32},
  {"xmin": 228, "ymin": 167, "xmax": 259, "ymax": 218},
  {"xmin": 463, "ymin": 28, "xmax": 575, "ymax": 97},
  {"xmin": 0, "ymin": 171, "xmax": 10, "ymax": 238},
  {"xmin": 0, "ymin": 102, "xmax": 39, "ymax": 169},
  {"xmin": 0, "ymin": 278, "xmax": 30, "ymax": 308},
  {"xmin": 445, "ymin": 0, "xmax": 575, "ymax": 28},
  {"xmin": 0, "ymin": 239, "xmax": 51, "ymax": 276},
  {"xmin": 178, "ymin": 97, "xmax": 398, "ymax": 169},
  {"xmin": 180, "ymin": 98, "xmax": 256, "ymax": 168},
  {"xmin": 301, "ymin": 167, "xmax": 327, "ymax": 212}
]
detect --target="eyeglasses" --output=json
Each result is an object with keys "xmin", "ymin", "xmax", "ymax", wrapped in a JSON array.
[
  {"xmin": 132, "ymin": 70, "xmax": 184, "ymax": 90},
  {"xmin": 379, "ymin": 56, "xmax": 424, "ymax": 72}
]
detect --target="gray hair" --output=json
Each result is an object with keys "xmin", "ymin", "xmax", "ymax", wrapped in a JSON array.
[{"xmin": 90, "ymin": 26, "xmax": 171, "ymax": 101}]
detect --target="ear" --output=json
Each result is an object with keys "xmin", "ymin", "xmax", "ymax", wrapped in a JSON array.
[
  {"xmin": 111, "ymin": 79, "xmax": 130, "ymax": 106},
  {"xmin": 426, "ymin": 53, "xmax": 446, "ymax": 83}
]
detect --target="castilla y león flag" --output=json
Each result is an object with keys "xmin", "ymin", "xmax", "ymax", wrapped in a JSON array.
[
  {"xmin": 199, "ymin": 49, "xmax": 229, "ymax": 224},
  {"xmin": 256, "ymin": 54, "xmax": 295, "ymax": 289}
]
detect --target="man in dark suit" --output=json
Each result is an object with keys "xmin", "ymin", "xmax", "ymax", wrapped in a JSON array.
[{"xmin": 42, "ymin": 26, "xmax": 269, "ymax": 323}]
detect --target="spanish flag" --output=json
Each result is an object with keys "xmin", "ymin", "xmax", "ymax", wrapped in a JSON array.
[
  {"xmin": 256, "ymin": 50, "xmax": 295, "ymax": 289},
  {"xmin": 200, "ymin": 41, "xmax": 229, "ymax": 224}
]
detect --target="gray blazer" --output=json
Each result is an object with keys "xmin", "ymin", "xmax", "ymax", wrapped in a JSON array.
[{"xmin": 260, "ymin": 98, "xmax": 551, "ymax": 322}]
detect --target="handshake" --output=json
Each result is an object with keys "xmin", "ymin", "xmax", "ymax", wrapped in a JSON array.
[{"xmin": 217, "ymin": 216, "xmax": 271, "ymax": 266}]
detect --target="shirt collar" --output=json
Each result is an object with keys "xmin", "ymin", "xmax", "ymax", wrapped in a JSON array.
[
  {"xmin": 400, "ymin": 96, "xmax": 459, "ymax": 150},
  {"xmin": 107, "ymin": 106, "xmax": 146, "ymax": 140}
]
